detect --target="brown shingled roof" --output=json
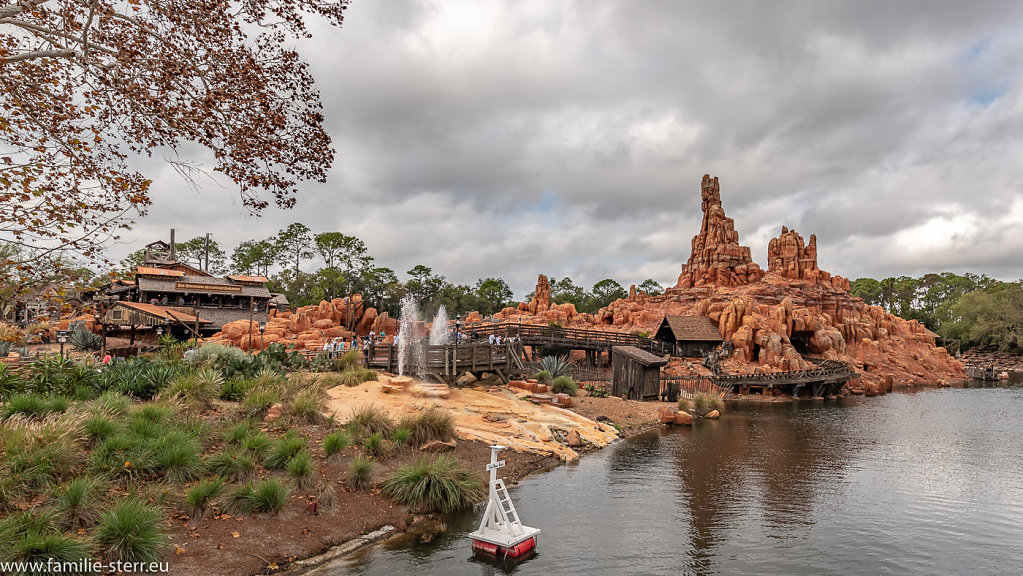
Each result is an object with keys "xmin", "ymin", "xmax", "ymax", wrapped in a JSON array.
[
  {"xmin": 612, "ymin": 346, "xmax": 670, "ymax": 367},
  {"xmin": 659, "ymin": 316, "xmax": 723, "ymax": 342},
  {"xmin": 136, "ymin": 266, "xmax": 185, "ymax": 278}
]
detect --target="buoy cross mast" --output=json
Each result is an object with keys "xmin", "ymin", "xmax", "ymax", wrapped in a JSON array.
[{"xmin": 469, "ymin": 445, "xmax": 540, "ymax": 558}]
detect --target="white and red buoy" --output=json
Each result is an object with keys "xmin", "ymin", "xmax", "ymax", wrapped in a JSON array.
[{"xmin": 469, "ymin": 445, "xmax": 540, "ymax": 558}]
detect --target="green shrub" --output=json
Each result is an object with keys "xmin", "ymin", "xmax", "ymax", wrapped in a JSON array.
[
  {"xmin": 130, "ymin": 402, "xmax": 176, "ymax": 427},
  {"xmin": 363, "ymin": 432, "xmax": 387, "ymax": 458},
  {"xmin": 206, "ymin": 449, "xmax": 256, "ymax": 481},
  {"xmin": 242, "ymin": 386, "xmax": 280, "ymax": 418},
  {"xmin": 51, "ymin": 478, "xmax": 101, "ymax": 530},
  {"xmin": 228, "ymin": 479, "xmax": 290, "ymax": 514},
  {"xmin": 287, "ymin": 450, "xmax": 315, "ymax": 489},
  {"xmin": 186, "ymin": 477, "xmax": 225, "ymax": 518},
  {"xmin": 189, "ymin": 343, "xmax": 250, "ymax": 367},
  {"xmin": 533, "ymin": 370, "xmax": 553, "ymax": 386},
  {"xmin": 46, "ymin": 395, "xmax": 71, "ymax": 414},
  {"xmin": 551, "ymin": 375, "xmax": 578, "ymax": 396},
  {"xmin": 153, "ymin": 431, "xmax": 204, "ymax": 482},
  {"xmin": 381, "ymin": 455, "xmax": 485, "ymax": 514},
  {"xmin": 348, "ymin": 405, "xmax": 394, "ymax": 436},
  {"xmin": 398, "ymin": 407, "xmax": 454, "ymax": 445},
  {"xmin": 390, "ymin": 427, "xmax": 411, "ymax": 451},
  {"xmin": 264, "ymin": 431, "xmax": 306, "ymax": 469},
  {"xmin": 334, "ymin": 349, "xmax": 363, "ymax": 371},
  {"xmin": 287, "ymin": 388, "xmax": 325, "ymax": 424},
  {"xmin": 323, "ymin": 430, "xmax": 351, "ymax": 458},
  {"xmin": 95, "ymin": 499, "xmax": 169, "ymax": 563},
  {"xmin": 347, "ymin": 455, "xmax": 375, "ymax": 490}
]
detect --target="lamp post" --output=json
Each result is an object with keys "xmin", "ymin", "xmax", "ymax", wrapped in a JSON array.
[
  {"xmin": 57, "ymin": 333, "xmax": 67, "ymax": 360},
  {"xmin": 259, "ymin": 321, "xmax": 266, "ymax": 352}
]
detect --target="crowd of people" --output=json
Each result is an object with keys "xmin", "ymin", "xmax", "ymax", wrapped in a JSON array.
[{"xmin": 320, "ymin": 330, "xmax": 387, "ymax": 358}]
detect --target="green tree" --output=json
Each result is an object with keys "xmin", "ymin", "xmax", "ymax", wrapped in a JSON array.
[
  {"xmin": 638, "ymin": 278, "xmax": 664, "ymax": 296},
  {"xmin": 473, "ymin": 277, "xmax": 513, "ymax": 316},
  {"xmin": 405, "ymin": 265, "xmax": 445, "ymax": 305},
  {"xmin": 550, "ymin": 277, "xmax": 588, "ymax": 310},
  {"xmin": 231, "ymin": 239, "xmax": 278, "ymax": 277},
  {"xmin": 942, "ymin": 282, "xmax": 1023, "ymax": 350},
  {"xmin": 275, "ymin": 223, "xmax": 313, "ymax": 276},
  {"xmin": 175, "ymin": 236, "xmax": 228, "ymax": 275},
  {"xmin": 850, "ymin": 277, "xmax": 883, "ymax": 306},
  {"xmin": 313, "ymin": 232, "xmax": 372, "ymax": 303},
  {"xmin": 590, "ymin": 278, "xmax": 627, "ymax": 310},
  {"xmin": 353, "ymin": 267, "xmax": 403, "ymax": 317}
]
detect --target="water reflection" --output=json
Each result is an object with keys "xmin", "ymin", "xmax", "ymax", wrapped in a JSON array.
[{"xmin": 331, "ymin": 386, "xmax": 1023, "ymax": 576}]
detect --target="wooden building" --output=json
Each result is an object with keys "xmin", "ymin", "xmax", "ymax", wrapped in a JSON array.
[
  {"xmin": 654, "ymin": 316, "xmax": 724, "ymax": 357},
  {"xmin": 103, "ymin": 301, "xmax": 212, "ymax": 343},
  {"xmin": 610, "ymin": 345, "xmax": 669, "ymax": 400}
]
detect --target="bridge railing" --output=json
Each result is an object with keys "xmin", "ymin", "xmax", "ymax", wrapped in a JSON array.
[{"xmin": 469, "ymin": 323, "xmax": 671, "ymax": 355}]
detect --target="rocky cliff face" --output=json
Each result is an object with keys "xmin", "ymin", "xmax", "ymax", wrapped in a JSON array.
[
  {"xmin": 495, "ymin": 175, "xmax": 963, "ymax": 388},
  {"xmin": 676, "ymin": 175, "xmax": 763, "ymax": 289}
]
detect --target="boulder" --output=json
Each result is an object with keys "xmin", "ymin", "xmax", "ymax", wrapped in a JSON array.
[
  {"xmin": 658, "ymin": 407, "xmax": 677, "ymax": 424},
  {"xmin": 704, "ymin": 409, "xmax": 720, "ymax": 419},
  {"xmin": 566, "ymin": 429, "xmax": 582, "ymax": 447},
  {"xmin": 264, "ymin": 403, "xmax": 284, "ymax": 422},
  {"xmin": 420, "ymin": 439, "xmax": 457, "ymax": 452},
  {"xmin": 674, "ymin": 411, "xmax": 694, "ymax": 425}
]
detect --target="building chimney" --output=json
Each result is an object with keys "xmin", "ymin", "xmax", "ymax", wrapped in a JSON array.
[{"xmin": 169, "ymin": 229, "xmax": 176, "ymax": 262}]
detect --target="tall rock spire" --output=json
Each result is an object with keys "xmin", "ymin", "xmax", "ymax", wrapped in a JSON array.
[{"xmin": 676, "ymin": 175, "xmax": 763, "ymax": 289}]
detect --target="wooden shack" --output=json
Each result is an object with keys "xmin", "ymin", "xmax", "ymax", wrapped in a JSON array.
[
  {"xmin": 610, "ymin": 346, "xmax": 669, "ymax": 400},
  {"xmin": 654, "ymin": 316, "xmax": 723, "ymax": 357}
]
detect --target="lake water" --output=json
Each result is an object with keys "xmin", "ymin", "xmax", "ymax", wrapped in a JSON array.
[{"xmin": 332, "ymin": 382, "xmax": 1023, "ymax": 575}]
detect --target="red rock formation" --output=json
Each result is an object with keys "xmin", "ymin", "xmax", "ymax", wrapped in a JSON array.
[
  {"xmin": 495, "ymin": 174, "xmax": 963, "ymax": 390},
  {"xmin": 525, "ymin": 274, "xmax": 551, "ymax": 314},
  {"xmin": 676, "ymin": 175, "xmax": 763, "ymax": 289}
]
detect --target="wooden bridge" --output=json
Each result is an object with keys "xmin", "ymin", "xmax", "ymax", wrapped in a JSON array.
[
  {"xmin": 712, "ymin": 359, "xmax": 855, "ymax": 398},
  {"xmin": 469, "ymin": 322, "xmax": 671, "ymax": 361},
  {"xmin": 364, "ymin": 342, "xmax": 527, "ymax": 385}
]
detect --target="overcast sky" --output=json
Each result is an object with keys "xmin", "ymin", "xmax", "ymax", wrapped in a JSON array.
[{"xmin": 122, "ymin": 0, "xmax": 1023, "ymax": 298}]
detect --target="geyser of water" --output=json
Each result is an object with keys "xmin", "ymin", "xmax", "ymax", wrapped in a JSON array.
[
  {"xmin": 397, "ymin": 295, "xmax": 425, "ymax": 376},
  {"xmin": 429, "ymin": 305, "xmax": 451, "ymax": 345}
]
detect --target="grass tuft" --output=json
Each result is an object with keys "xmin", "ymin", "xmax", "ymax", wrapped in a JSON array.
[
  {"xmin": 348, "ymin": 406, "xmax": 394, "ymax": 436},
  {"xmin": 551, "ymin": 375, "xmax": 578, "ymax": 396},
  {"xmin": 95, "ymin": 499, "xmax": 169, "ymax": 563},
  {"xmin": 363, "ymin": 432, "xmax": 387, "ymax": 458},
  {"xmin": 51, "ymin": 478, "xmax": 101, "ymax": 530},
  {"xmin": 185, "ymin": 477, "xmax": 225, "ymax": 519},
  {"xmin": 322, "ymin": 430, "xmax": 351, "ymax": 459},
  {"xmin": 206, "ymin": 449, "xmax": 256, "ymax": 481},
  {"xmin": 398, "ymin": 407, "xmax": 454, "ymax": 446},
  {"xmin": 263, "ymin": 431, "xmax": 306, "ymax": 469},
  {"xmin": 347, "ymin": 455, "xmax": 376, "ymax": 491},
  {"xmin": 286, "ymin": 450, "xmax": 316, "ymax": 490},
  {"xmin": 381, "ymin": 455, "xmax": 485, "ymax": 514}
]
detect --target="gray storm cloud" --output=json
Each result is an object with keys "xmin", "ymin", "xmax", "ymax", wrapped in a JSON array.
[{"xmin": 120, "ymin": 0, "xmax": 1023, "ymax": 297}]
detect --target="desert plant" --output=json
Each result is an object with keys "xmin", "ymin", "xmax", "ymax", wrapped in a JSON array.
[
  {"xmin": 206, "ymin": 449, "xmax": 256, "ymax": 481},
  {"xmin": 381, "ymin": 455, "xmax": 486, "ymax": 514},
  {"xmin": 264, "ymin": 431, "xmax": 306, "ymax": 469},
  {"xmin": 323, "ymin": 430, "xmax": 351, "ymax": 458},
  {"xmin": 91, "ymin": 391, "xmax": 131, "ymax": 416},
  {"xmin": 219, "ymin": 377, "xmax": 252, "ymax": 401},
  {"xmin": 551, "ymin": 375, "xmax": 579, "ymax": 396},
  {"xmin": 398, "ymin": 407, "xmax": 454, "ymax": 445},
  {"xmin": 348, "ymin": 405, "xmax": 394, "ymax": 436},
  {"xmin": 347, "ymin": 455, "xmax": 376, "ymax": 490},
  {"xmin": 363, "ymin": 432, "xmax": 387, "ymax": 458},
  {"xmin": 95, "ymin": 499, "xmax": 169, "ymax": 563},
  {"xmin": 51, "ymin": 478, "xmax": 102, "ymax": 530},
  {"xmin": 286, "ymin": 450, "xmax": 315, "ymax": 489},
  {"xmin": 70, "ymin": 329, "xmax": 103, "ymax": 351},
  {"xmin": 338, "ymin": 367, "xmax": 376, "ymax": 387},
  {"xmin": 539, "ymin": 355, "xmax": 572, "ymax": 379},
  {"xmin": 334, "ymin": 349, "xmax": 362, "ymax": 371},
  {"xmin": 186, "ymin": 477, "xmax": 225, "ymax": 518}
]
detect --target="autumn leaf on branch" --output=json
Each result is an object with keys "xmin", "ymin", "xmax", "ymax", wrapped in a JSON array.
[{"xmin": 0, "ymin": 0, "xmax": 350, "ymax": 270}]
